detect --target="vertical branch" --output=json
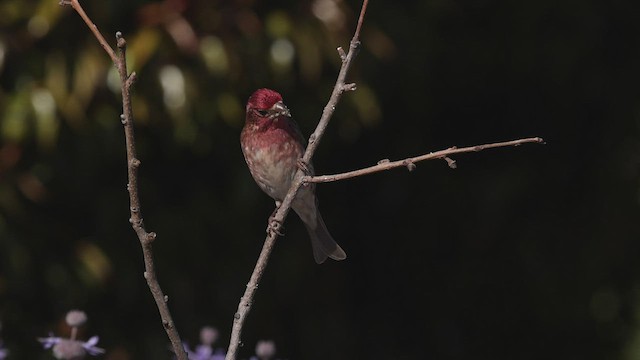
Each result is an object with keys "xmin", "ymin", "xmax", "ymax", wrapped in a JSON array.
[
  {"xmin": 61, "ymin": 1, "xmax": 188, "ymax": 358},
  {"xmin": 225, "ymin": 1, "xmax": 370, "ymax": 359},
  {"xmin": 114, "ymin": 33, "xmax": 188, "ymax": 360}
]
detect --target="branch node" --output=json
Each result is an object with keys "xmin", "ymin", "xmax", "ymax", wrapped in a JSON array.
[
  {"xmin": 131, "ymin": 158, "xmax": 141, "ymax": 168},
  {"xmin": 337, "ymin": 47, "xmax": 347, "ymax": 62},
  {"xmin": 234, "ymin": 313, "xmax": 240, "ymax": 320},
  {"xmin": 130, "ymin": 206, "xmax": 139, "ymax": 213},
  {"xmin": 126, "ymin": 72, "xmax": 138, "ymax": 87},
  {"xmin": 267, "ymin": 220, "xmax": 284, "ymax": 236},
  {"xmin": 308, "ymin": 133, "xmax": 316, "ymax": 145},
  {"xmin": 143, "ymin": 271, "xmax": 149, "ymax": 279},
  {"xmin": 59, "ymin": 0, "xmax": 72, "ymax": 6},
  {"xmin": 116, "ymin": 31, "xmax": 126, "ymax": 48},
  {"xmin": 403, "ymin": 160, "xmax": 417, "ymax": 172},
  {"xmin": 130, "ymin": 218, "xmax": 143, "ymax": 228},
  {"xmin": 147, "ymin": 232, "xmax": 157, "ymax": 242},
  {"xmin": 164, "ymin": 295, "xmax": 169, "ymax": 303},
  {"xmin": 377, "ymin": 158, "xmax": 390, "ymax": 165},
  {"xmin": 342, "ymin": 83, "xmax": 357, "ymax": 92},
  {"xmin": 120, "ymin": 114, "xmax": 127, "ymax": 125},
  {"xmin": 297, "ymin": 159, "xmax": 311, "ymax": 175},
  {"xmin": 443, "ymin": 156, "xmax": 457, "ymax": 169}
]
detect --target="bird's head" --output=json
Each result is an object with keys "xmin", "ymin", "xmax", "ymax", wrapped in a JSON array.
[{"xmin": 245, "ymin": 88, "xmax": 291, "ymax": 123}]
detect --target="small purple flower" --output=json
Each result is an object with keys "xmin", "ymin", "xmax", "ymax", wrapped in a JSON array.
[
  {"xmin": 0, "ymin": 341, "xmax": 8, "ymax": 360},
  {"xmin": 249, "ymin": 340, "xmax": 277, "ymax": 360},
  {"xmin": 38, "ymin": 334, "xmax": 105, "ymax": 359},
  {"xmin": 183, "ymin": 342, "xmax": 226, "ymax": 360},
  {"xmin": 181, "ymin": 326, "xmax": 225, "ymax": 360},
  {"xmin": 38, "ymin": 310, "xmax": 104, "ymax": 359}
]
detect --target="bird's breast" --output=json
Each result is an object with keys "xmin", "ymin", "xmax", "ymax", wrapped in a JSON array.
[{"xmin": 242, "ymin": 128, "xmax": 304, "ymax": 200}]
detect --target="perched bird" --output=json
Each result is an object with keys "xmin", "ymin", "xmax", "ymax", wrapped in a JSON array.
[{"xmin": 240, "ymin": 88, "xmax": 346, "ymax": 264}]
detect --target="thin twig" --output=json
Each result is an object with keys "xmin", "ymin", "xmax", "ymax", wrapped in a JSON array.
[
  {"xmin": 307, "ymin": 137, "xmax": 545, "ymax": 183},
  {"xmin": 225, "ymin": 1, "xmax": 370, "ymax": 359},
  {"xmin": 59, "ymin": 0, "xmax": 117, "ymax": 63},
  {"xmin": 60, "ymin": 2, "xmax": 188, "ymax": 359}
]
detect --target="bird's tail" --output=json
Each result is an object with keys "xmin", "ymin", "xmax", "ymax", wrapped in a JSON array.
[{"xmin": 307, "ymin": 211, "xmax": 347, "ymax": 264}]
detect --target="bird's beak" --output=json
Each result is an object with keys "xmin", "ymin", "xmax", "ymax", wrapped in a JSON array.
[{"xmin": 271, "ymin": 101, "xmax": 291, "ymax": 117}]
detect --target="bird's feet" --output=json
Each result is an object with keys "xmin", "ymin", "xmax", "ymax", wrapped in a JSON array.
[
  {"xmin": 267, "ymin": 204, "xmax": 285, "ymax": 236},
  {"xmin": 267, "ymin": 218, "xmax": 284, "ymax": 236}
]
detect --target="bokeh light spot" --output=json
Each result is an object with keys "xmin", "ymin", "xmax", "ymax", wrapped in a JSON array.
[
  {"xmin": 28, "ymin": 15, "xmax": 50, "ymax": 38},
  {"xmin": 159, "ymin": 65, "xmax": 186, "ymax": 110},
  {"xmin": 270, "ymin": 38, "xmax": 295, "ymax": 67},
  {"xmin": 200, "ymin": 36, "xmax": 229, "ymax": 75}
]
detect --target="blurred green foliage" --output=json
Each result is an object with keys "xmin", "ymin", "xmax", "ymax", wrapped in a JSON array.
[{"xmin": 1, "ymin": 0, "xmax": 640, "ymax": 359}]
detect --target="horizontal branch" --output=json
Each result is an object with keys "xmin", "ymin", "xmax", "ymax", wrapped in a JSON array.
[{"xmin": 306, "ymin": 137, "xmax": 545, "ymax": 183}]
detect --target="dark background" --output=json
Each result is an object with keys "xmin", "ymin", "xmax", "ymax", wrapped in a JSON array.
[{"xmin": 1, "ymin": 0, "xmax": 640, "ymax": 359}]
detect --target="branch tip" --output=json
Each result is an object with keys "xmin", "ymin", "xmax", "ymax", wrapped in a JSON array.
[
  {"xmin": 403, "ymin": 160, "xmax": 417, "ymax": 172},
  {"xmin": 126, "ymin": 72, "xmax": 138, "ymax": 87},
  {"xmin": 342, "ymin": 83, "xmax": 357, "ymax": 92},
  {"xmin": 337, "ymin": 47, "xmax": 347, "ymax": 61},
  {"xmin": 116, "ymin": 32, "xmax": 126, "ymax": 48},
  {"xmin": 444, "ymin": 156, "xmax": 457, "ymax": 169}
]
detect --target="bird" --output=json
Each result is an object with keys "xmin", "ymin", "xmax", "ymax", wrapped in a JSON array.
[{"xmin": 240, "ymin": 88, "xmax": 346, "ymax": 264}]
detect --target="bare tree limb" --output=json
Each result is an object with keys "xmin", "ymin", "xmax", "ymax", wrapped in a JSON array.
[
  {"xmin": 59, "ymin": 0, "xmax": 117, "ymax": 63},
  {"xmin": 225, "ymin": 1, "xmax": 369, "ymax": 359},
  {"xmin": 307, "ymin": 137, "xmax": 545, "ymax": 183},
  {"xmin": 60, "ymin": 2, "xmax": 188, "ymax": 359}
]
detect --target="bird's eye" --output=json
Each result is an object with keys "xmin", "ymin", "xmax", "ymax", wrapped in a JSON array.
[{"xmin": 255, "ymin": 109, "xmax": 269, "ymax": 117}]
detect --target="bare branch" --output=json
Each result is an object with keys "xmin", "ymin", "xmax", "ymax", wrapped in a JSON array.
[
  {"xmin": 115, "ymin": 32, "xmax": 189, "ymax": 360},
  {"xmin": 60, "ymin": 0, "xmax": 117, "ymax": 63},
  {"xmin": 225, "ymin": 1, "xmax": 371, "ymax": 359},
  {"xmin": 306, "ymin": 137, "xmax": 545, "ymax": 183},
  {"xmin": 61, "ymin": 2, "xmax": 187, "ymax": 359}
]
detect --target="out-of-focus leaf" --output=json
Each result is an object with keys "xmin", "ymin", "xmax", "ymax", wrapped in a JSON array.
[
  {"xmin": 349, "ymin": 84, "xmax": 381, "ymax": 126},
  {"xmin": 31, "ymin": 87, "xmax": 59, "ymax": 150},
  {"xmin": 128, "ymin": 27, "xmax": 162, "ymax": 71},
  {"xmin": 2, "ymin": 89, "xmax": 32, "ymax": 142},
  {"xmin": 28, "ymin": 0, "xmax": 63, "ymax": 39},
  {"xmin": 217, "ymin": 92, "xmax": 242, "ymax": 127},
  {"xmin": 199, "ymin": 36, "xmax": 229, "ymax": 75},
  {"xmin": 76, "ymin": 241, "xmax": 112, "ymax": 286},
  {"xmin": 266, "ymin": 11, "xmax": 292, "ymax": 38},
  {"xmin": 72, "ymin": 47, "xmax": 109, "ymax": 112}
]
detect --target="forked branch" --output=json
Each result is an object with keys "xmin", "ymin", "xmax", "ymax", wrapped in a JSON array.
[
  {"xmin": 226, "ymin": 0, "xmax": 545, "ymax": 358},
  {"xmin": 60, "ymin": 1, "xmax": 188, "ymax": 359}
]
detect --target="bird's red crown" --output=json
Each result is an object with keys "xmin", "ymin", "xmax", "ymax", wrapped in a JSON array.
[{"xmin": 246, "ymin": 88, "xmax": 283, "ymax": 111}]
